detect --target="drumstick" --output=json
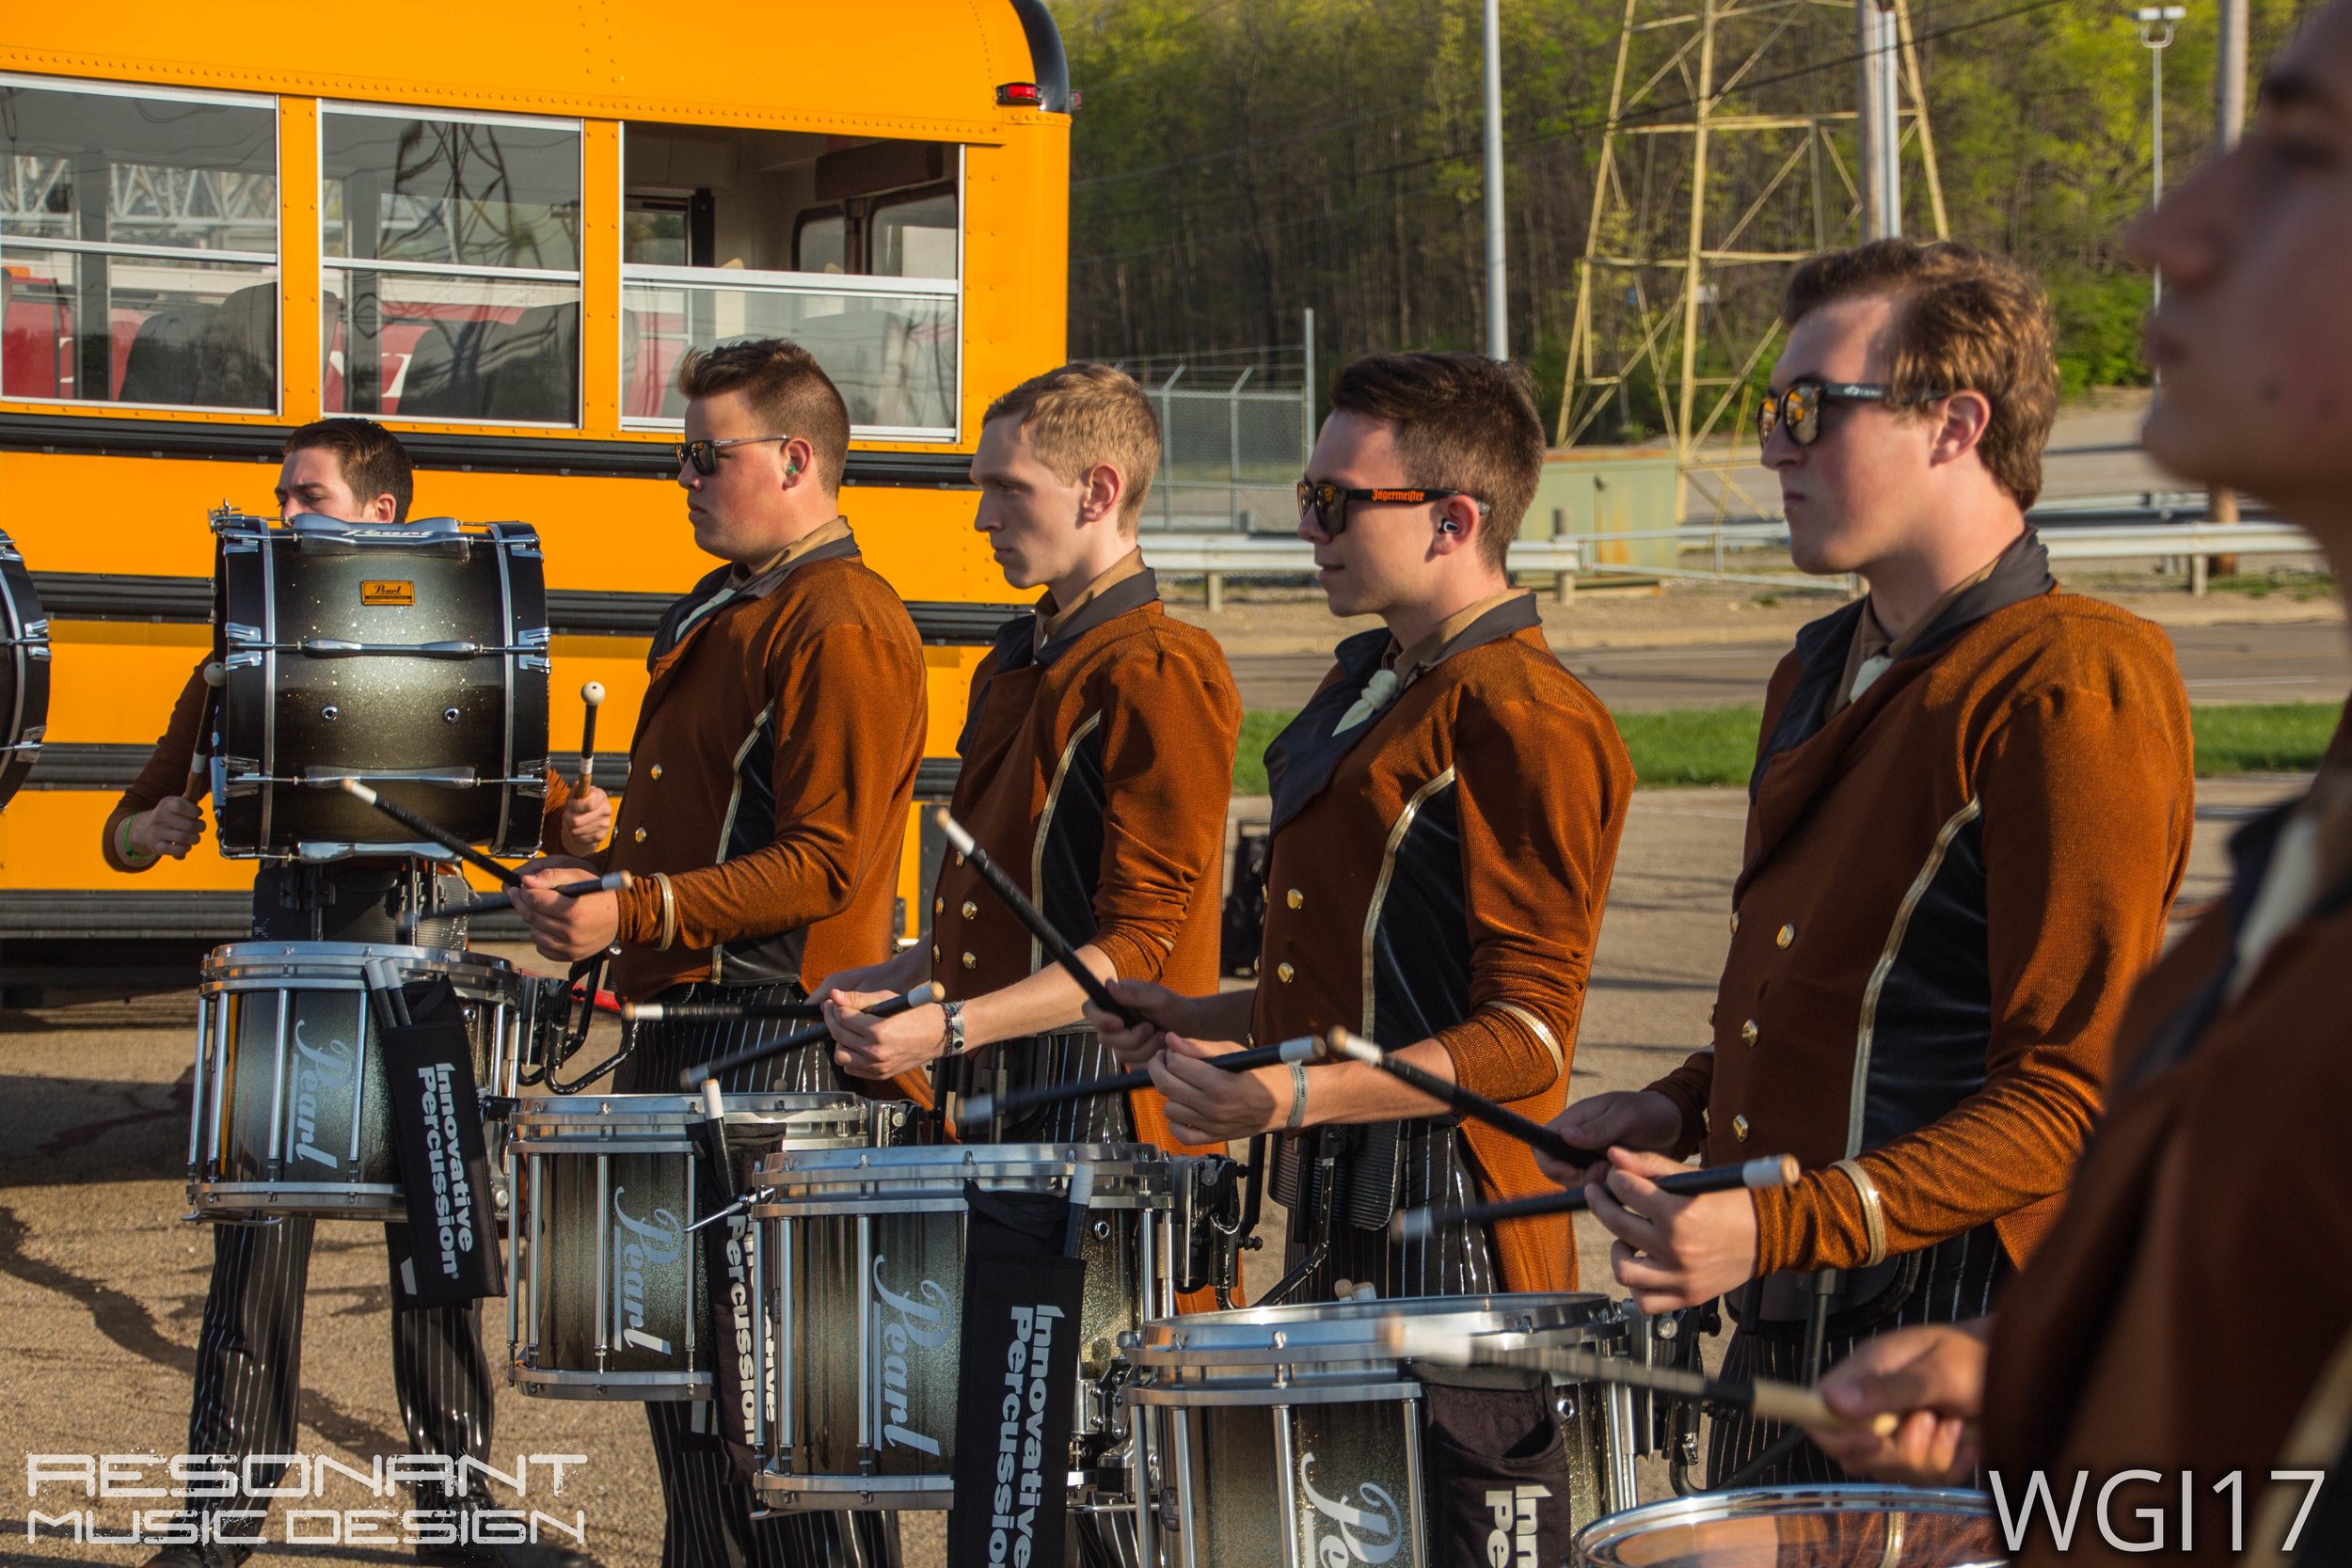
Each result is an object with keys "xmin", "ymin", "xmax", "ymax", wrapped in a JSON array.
[
  {"xmin": 937, "ymin": 810, "xmax": 1139, "ymax": 1027},
  {"xmin": 337, "ymin": 778, "xmax": 519, "ymax": 887},
  {"xmin": 397, "ymin": 871, "xmax": 633, "ymax": 932},
  {"xmin": 674, "ymin": 982, "xmax": 942, "ymax": 1088},
  {"xmin": 959, "ymin": 1034, "xmax": 1327, "ymax": 1125},
  {"xmin": 1390, "ymin": 1155, "xmax": 1800, "ymax": 1240},
  {"xmin": 1325, "ymin": 1028, "xmax": 1602, "ymax": 1169},
  {"xmin": 183, "ymin": 661, "xmax": 225, "ymax": 800},
  {"xmin": 577, "ymin": 681, "xmax": 606, "ymax": 791},
  {"xmin": 1376, "ymin": 1316, "xmax": 1899, "ymax": 1437},
  {"xmin": 625, "ymin": 998, "xmax": 826, "ymax": 1022}
]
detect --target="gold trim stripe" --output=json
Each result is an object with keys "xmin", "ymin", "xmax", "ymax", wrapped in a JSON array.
[
  {"xmin": 1830, "ymin": 1157, "xmax": 1890, "ymax": 1267},
  {"xmin": 1849, "ymin": 797, "xmax": 1982, "ymax": 1158},
  {"xmin": 1361, "ymin": 768, "xmax": 1457, "ymax": 1038},
  {"xmin": 1029, "ymin": 711, "xmax": 1104, "ymax": 976}
]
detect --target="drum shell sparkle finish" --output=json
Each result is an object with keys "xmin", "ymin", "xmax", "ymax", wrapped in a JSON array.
[
  {"xmin": 187, "ymin": 941, "xmax": 532, "ymax": 1221},
  {"xmin": 748, "ymin": 1142, "xmax": 1174, "ymax": 1513},
  {"xmin": 1125, "ymin": 1293, "xmax": 1635, "ymax": 1568},
  {"xmin": 1570, "ymin": 1484, "xmax": 2007, "ymax": 1567},
  {"xmin": 503, "ymin": 1094, "xmax": 878, "ymax": 1402},
  {"xmin": 0, "ymin": 529, "xmax": 52, "ymax": 812},
  {"xmin": 211, "ymin": 513, "xmax": 548, "ymax": 859}
]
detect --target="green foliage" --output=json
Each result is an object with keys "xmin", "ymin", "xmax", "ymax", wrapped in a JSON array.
[
  {"xmin": 2049, "ymin": 271, "xmax": 2153, "ymax": 396},
  {"xmin": 2191, "ymin": 703, "xmax": 2344, "ymax": 776}
]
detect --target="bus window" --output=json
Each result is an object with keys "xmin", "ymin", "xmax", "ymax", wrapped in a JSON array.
[
  {"xmin": 621, "ymin": 122, "xmax": 958, "ymax": 438},
  {"xmin": 321, "ymin": 106, "xmax": 581, "ymax": 425},
  {"xmin": 0, "ymin": 75, "xmax": 277, "ymax": 410}
]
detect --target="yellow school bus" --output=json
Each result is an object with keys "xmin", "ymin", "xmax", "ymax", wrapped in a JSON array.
[{"xmin": 0, "ymin": 1, "xmax": 1071, "ymax": 994}]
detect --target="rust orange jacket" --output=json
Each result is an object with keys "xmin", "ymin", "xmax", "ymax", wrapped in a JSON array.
[
  {"xmin": 1254, "ymin": 595, "xmax": 1634, "ymax": 1292},
  {"xmin": 544, "ymin": 532, "xmax": 926, "ymax": 1000},
  {"xmin": 1648, "ymin": 555, "xmax": 2193, "ymax": 1277},
  {"xmin": 930, "ymin": 568, "xmax": 1242, "ymax": 1158},
  {"xmin": 103, "ymin": 655, "xmax": 211, "ymax": 871},
  {"xmin": 1982, "ymin": 789, "xmax": 2352, "ymax": 1566}
]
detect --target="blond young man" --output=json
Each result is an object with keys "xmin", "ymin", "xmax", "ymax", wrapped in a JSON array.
[{"xmin": 816, "ymin": 365, "xmax": 1242, "ymax": 1230}]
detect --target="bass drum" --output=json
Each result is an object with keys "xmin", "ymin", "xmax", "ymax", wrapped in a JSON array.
[
  {"xmin": 212, "ymin": 512, "xmax": 548, "ymax": 859},
  {"xmin": 0, "ymin": 529, "xmax": 52, "ymax": 811}
]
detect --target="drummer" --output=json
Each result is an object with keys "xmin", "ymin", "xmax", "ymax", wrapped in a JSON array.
[
  {"xmin": 103, "ymin": 420, "xmax": 571, "ymax": 1568},
  {"xmin": 1090, "ymin": 351, "xmax": 1634, "ymax": 1302},
  {"xmin": 1540, "ymin": 241, "xmax": 2196, "ymax": 1487},
  {"xmin": 1795, "ymin": 14, "xmax": 2352, "ymax": 1562},
  {"xmin": 514, "ymin": 338, "xmax": 924, "ymax": 1568},
  {"xmin": 811, "ymin": 363, "xmax": 1243, "ymax": 1273}
]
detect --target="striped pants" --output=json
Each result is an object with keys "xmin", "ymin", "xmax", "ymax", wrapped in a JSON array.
[
  {"xmin": 934, "ymin": 1027, "xmax": 1135, "ymax": 1145},
  {"xmin": 1277, "ymin": 1120, "xmax": 1502, "ymax": 1304},
  {"xmin": 1707, "ymin": 1226, "xmax": 2010, "ymax": 1486},
  {"xmin": 170, "ymin": 865, "xmax": 491, "ymax": 1560},
  {"xmin": 621, "ymin": 980, "xmax": 899, "ymax": 1568}
]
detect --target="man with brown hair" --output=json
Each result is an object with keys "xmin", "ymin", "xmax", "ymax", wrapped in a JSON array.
[
  {"xmin": 814, "ymin": 363, "xmax": 1242, "ymax": 1220},
  {"xmin": 519, "ymin": 338, "xmax": 921, "ymax": 1568},
  {"xmin": 109, "ymin": 420, "xmax": 571, "ymax": 1568},
  {"xmin": 1542, "ymin": 238, "xmax": 2195, "ymax": 1486},
  {"xmin": 1092, "ymin": 351, "xmax": 1634, "ymax": 1303}
]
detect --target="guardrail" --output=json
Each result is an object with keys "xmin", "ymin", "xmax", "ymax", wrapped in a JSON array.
[{"xmin": 1144, "ymin": 513, "xmax": 2316, "ymax": 606}]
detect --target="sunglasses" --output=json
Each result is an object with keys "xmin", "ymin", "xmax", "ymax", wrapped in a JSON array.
[
  {"xmin": 675, "ymin": 433, "xmax": 794, "ymax": 476},
  {"xmin": 1296, "ymin": 480, "xmax": 1485, "ymax": 536},
  {"xmin": 1756, "ymin": 381, "xmax": 1918, "ymax": 449}
]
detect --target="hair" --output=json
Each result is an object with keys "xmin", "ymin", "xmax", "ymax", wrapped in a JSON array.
[
  {"xmin": 673, "ymin": 339, "xmax": 853, "ymax": 494},
  {"xmin": 983, "ymin": 363, "xmax": 1163, "ymax": 531},
  {"xmin": 283, "ymin": 418, "xmax": 413, "ymax": 523},
  {"xmin": 1327, "ymin": 352, "xmax": 1547, "ymax": 566},
  {"xmin": 1781, "ymin": 239, "xmax": 2060, "ymax": 510}
]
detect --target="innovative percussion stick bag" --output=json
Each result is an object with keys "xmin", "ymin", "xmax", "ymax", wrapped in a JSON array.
[
  {"xmin": 1419, "ymin": 1379, "xmax": 1581, "ymax": 1568},
  {"xmin": 687, "ymin": 1115, "xmax": 765, "ymax": 1483},
  {"xmin": 946, "ymin": 1182, "xmax": 1089, "ymax": 1568},
  {"xmin": 383, "ymin": 979, "xmax": 504, "ymax": 1307}
]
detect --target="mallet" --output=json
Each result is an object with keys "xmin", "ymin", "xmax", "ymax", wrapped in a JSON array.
[{"xmin": 576, "ymin": 681, "xmax": 606, "ymax": 791}]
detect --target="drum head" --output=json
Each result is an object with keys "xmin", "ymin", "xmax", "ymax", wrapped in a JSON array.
[{"xmin": 1572, "ymin": 1485, "xmax": 2005, "ymax": 1567}]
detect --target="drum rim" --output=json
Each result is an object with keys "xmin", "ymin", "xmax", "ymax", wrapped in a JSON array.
[
  {"xmin": 1571, "ymin": 1482, "xmax": 1999, "ymax": 1556},
  {"xmin": 200, "ymin": 939, "xmax": 524, "ymax": 986},
  {"xmin": 761, "ymin": 1139, "xmax": 1171, "ymax": 1173},
  {"xmin": 1132, "ymin": 1290, "xmax": 1623, "ymax": 1364},
  {"xmin": 507, "ymin": 1090, "xmax": 873, "ymax": 1142}
]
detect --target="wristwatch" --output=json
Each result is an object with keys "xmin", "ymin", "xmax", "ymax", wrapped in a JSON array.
[{"xmin": 941, "ymin": 999, "xmax": 967, "ymax": 1055}]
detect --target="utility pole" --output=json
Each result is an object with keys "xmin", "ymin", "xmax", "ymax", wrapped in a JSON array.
[
  {"xmin": 1856, "ymin": 0, "xmax": 1902, "ymax": 238},
  {"xmin": 2137, "ymin": 7, "xmax": 2184, "ymax": 309},
  {"xmin": 1483, "ymin": 0, "xmax": 1509, "ymax": 360},
  {"xmin": 2212, "ymin": 0, "xmax": 2248, "ymax": 571}
]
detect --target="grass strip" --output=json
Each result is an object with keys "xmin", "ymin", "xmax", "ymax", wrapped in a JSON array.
[{"xmin": 1231, "ymin": 700, "xmax": 2344, "ymax": 795}]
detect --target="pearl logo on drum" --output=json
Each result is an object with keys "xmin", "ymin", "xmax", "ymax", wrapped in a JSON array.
[
  {"xmin": 287, "ymin": 1021, "xmax": 358, "ymax": 1172},
  {"xmin": 872, "ymin": 1257, "xmax": 955, "ymax": 1456},
  {"xmin": 1298, "ymin": 1458, "xmax": 1404, "ymax": 1565},
  {"xmin": 610, "ymin": 1191, "xmax": 686, "ymax": 1355}
]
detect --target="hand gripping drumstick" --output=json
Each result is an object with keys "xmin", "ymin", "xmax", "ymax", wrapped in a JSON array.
[
  {"xmin": 960, "ymin": 1034, "xmax": 1330, "ymax": 1125},
  {"xmin": 1391, "ymin": 1155, "xmax": 1800, "ymax": 1240},
  {"xmin": 399, "ymin": 871, "xmax": 634, "ymax": 933},
  {"xmin": 937, "ymin": 810, "xmax": 1140, "ymax": 1027},
  {"xmin": 338, "ymin": 777, "xmax": 521, "ymax": 886},
  {"xmin": 1376, "ymin": 1316, "xmax": 1899, "ymax": 1438},
  {"xmin": 673, "ymin": 982, "xmax": 942, "ymax": 1089},
  {"xmin": 576, "ymin": 681, "xmax": 606, "ymax": 791},
  {"xmin": 1325, "ymin": 1028, "xmax": 1603, "ymax": 1170}
]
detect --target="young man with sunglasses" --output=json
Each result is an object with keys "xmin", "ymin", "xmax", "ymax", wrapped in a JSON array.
[
  {"xmin": 810, "ymin": 362, "xmax": 1241, "ymax": 1324},
  {"xmin": 518, "ymin": 338, "xmax": 921, "ymax": 1568},
  {"xmin": 1090, "ymin": 351, "xmax": 1635, "ymax": 1301},
  {"xmin": 1792, "ymin": 17, "xmax": 2352, "ymax": 1560},
  {"xmin": 1539, "ymin": 240, "xmax": 2195, "ymax": 1487}
]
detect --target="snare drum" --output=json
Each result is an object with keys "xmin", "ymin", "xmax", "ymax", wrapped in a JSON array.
[
  {"xmin": 211, "ymin": 511, "xmax": 548, "ymax": 859},
  {"xmin": 1571, "ymin": 1485, "xmax": 2006, "ymax": 1567},
  {"xmin": 0, "ymin": 528, "xmax": 51, "ymax": 811},
  {"xmin": 1127, "ymin": 1293, "xmax": 1635, "ymax": 1568},
  {"xmin": 188, "ymin": 941, "xmax": 533, "ymax": 1220},
  {"xmin": 750, "ymin": 1141, "xmax": 1174, "ymax": 1514},
  {"xmin": 504, "ymin": 1093, "xmax": 879, "ymax": 1401}
]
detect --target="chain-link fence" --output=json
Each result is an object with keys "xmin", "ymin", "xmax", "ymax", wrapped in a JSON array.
[{"xmin": 1114, "ymin": 336, "xmax": 1315, "ymax": 533}]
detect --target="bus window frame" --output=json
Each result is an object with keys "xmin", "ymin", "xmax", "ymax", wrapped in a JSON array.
[
  {"xmin": 615, "ymin": 133, "xmax": 964, "ymax": 446},
  {"xmin": 318, "ymin": 98, "xmax": 587, "ymax": 431},
  {"xmin": 0, "ymin": 70, "xmax": 283, "ymax": 419}
]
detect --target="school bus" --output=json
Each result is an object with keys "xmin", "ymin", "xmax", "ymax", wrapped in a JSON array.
[{"xmin": 0, "ymin": 1, "xmax": 1072, "ymax": 996}]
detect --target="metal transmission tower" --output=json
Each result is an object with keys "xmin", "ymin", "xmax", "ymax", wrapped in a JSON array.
[{"xmin": 1561, "ymin": 0, "xmax": 1947, "ymax": 522}]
